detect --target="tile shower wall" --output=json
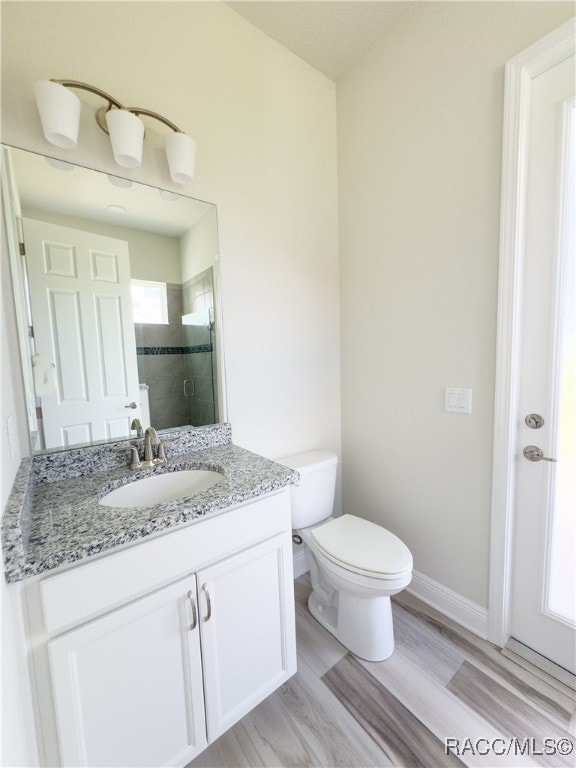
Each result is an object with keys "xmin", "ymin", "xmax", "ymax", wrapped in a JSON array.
[
  {"xmin": 136, "ymin": 274, "xmax": 216, "ymax": 430},
  {"xmin": 136, "ymin": 283, "xmax": 188, "ymax": 430}
]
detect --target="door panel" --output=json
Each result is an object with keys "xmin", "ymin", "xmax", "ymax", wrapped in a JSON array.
[
  {"xmin": 510, "ymin": 52, "xmax": 575, "ymax": 673},
  {"xmin": 48, "ymin": 575, "xmax": 207, "ymax": 767},
  {"xmin": 49, "ymin": 288, "xmax": 88, "ymax": 401},
  {"xmin": 23, "ymin": 218, "xmax": 140, "ymax": 448},
  {"xmin": 199, "ymin": 534, "xmax": 296, "ymax": 741},
  {"xmin": 94, "ymin": 293, "xmax": 130, "ymax": 396}
]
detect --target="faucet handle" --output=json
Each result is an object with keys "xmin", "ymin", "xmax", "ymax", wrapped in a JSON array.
[
  {"xmin": 156, "ymin": 441, "xmax": 167, "ymax": 464},
  {"xmin": 112, "ymin": 443, "xmax": 141, "ymax": 471}
]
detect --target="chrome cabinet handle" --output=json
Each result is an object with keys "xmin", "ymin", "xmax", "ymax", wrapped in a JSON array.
[
  {"xmin": 202, "ymin": 584, "xmax": 212, "ymax": 622},
  {"xmin": 187, "ymin": 590, "xmax": 197, "ymax": 631},
  {"xmin": 125, "ymin": 401, "xmax": 137, "ymax": 409},
  {"xmin": 523, "ymin": 445, "xmax": 558, "ymax": 463}
]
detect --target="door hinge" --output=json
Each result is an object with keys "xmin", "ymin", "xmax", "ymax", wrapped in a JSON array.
[{"xmin": 16, "ymin": 217, "xmax": 25, "ymax": 254}]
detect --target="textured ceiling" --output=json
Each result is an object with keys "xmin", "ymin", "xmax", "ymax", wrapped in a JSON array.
[{"xmin": 226, "ymin": 2, "xmax": 415, "ymax": 81}]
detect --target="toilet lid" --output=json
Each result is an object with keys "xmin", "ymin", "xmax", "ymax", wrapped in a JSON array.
[{"xmin": 311, "ymin": 515, "xmax": 413, "ymax": 578}]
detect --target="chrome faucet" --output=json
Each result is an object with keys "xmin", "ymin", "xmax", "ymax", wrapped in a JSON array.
[
  {"xmin": 130, "ymin": 418, "xmax": 144, "ymax": 438},
  {"xmin": 142, "ymin": 427, "xmax": 160, "ymax": 468},
  {"xmin": 113, "ymin": 426, "xmax": 166, "ymax": 471}
]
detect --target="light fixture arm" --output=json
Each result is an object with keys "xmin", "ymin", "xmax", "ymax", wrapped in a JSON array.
[
  {"xmin": 124, "ymin": 108, "xmax": 181, "ymax": 133},
  {"xmin": 35, "ymin": 78, "xmax": 196, "ymax": 183},
  {"xmin": 51, "ymin": 79, "xmax": 125, "ymax": 109},
  {"xmin": 50, "ymin": 79, "xmax": 184, "ymax": 134}
]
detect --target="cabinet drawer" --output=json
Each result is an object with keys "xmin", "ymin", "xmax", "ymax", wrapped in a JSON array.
[{"xmin": 40, "ymin": 489, "xmax": 291, "ymax": 633}]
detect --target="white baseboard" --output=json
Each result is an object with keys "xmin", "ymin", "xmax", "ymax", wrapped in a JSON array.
[
  {"xmin": 293, "ymin": 546, "xmax": 309, "ymax": 578},
  {"xmin": 407, "ymin": 569, "xmax": 489, "ymax": 640},
  {"xmin": 291, "ymin": 554, "xmax": 488, "ymax": 641}
]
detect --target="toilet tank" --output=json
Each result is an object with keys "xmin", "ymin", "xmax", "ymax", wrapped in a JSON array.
[{"xmin": 279, "ymin": 450, "xmax": 338, "ymax": 529}]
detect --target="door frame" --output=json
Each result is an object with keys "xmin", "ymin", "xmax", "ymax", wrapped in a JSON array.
[{"xmin": 489, "ymin": 18, "xmax": 575, "ymax": 648}]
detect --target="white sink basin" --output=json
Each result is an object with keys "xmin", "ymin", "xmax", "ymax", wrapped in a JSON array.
[{"xmin": 99, "ymin": 469, "xmax": 223, "ymax": 508}]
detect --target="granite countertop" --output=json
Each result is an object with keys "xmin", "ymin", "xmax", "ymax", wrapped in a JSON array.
[{"xmin": 2, "ymin": 427, "xmax": 298, "ymax": 583}]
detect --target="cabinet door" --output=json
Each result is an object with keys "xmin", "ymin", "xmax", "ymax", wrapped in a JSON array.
[
  {"xmin": 198, "ymin": 533, "xmax": 297, "ymax": 741},
  {"xmin": 48, "ymin": 575, "xmax": 207, "ymax": 767}
]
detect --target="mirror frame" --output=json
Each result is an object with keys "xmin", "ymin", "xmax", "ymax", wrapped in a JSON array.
[{"xmin": 1, "ymin": 143, "xmax": 228, "ymax": 456}]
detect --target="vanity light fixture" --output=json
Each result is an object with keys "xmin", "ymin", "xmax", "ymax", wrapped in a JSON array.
[{"xmin": 33, "ymin": 79, "xmax": 196, "ymax": 184}]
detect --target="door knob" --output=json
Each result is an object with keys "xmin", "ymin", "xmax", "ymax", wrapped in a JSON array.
[
  {"xmin": 124, "ymin": 401, "xmax": 137, "ymax": 409},
  {"xmin": 523, "ymin": 445, "xmax": 557, "ymax": 463}
]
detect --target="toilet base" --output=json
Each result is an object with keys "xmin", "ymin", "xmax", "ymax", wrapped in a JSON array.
[{"xmin": 308, "ymin": 590, "xmax": 395, "ymax": 662}]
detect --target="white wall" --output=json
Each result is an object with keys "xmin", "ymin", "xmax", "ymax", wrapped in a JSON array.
[
  {"xmin": 181, "ymin": 207, "xmax": 218, "ymax": 282},
  {"xmin": 22, "ymin": 207, "xmax": 182, "ymax": 283},
  {"xmin": 0, "ymin": 0, "xmax": 341, "ymax": 462},
  {"xmin": 338, "ymin": 2, "xmax": 574, "ymax": 609}
]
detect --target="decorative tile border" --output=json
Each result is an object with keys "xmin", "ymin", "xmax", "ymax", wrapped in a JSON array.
[{"xmin": 136, "ymin": 345, "xmax": 212, "ymax": 355}]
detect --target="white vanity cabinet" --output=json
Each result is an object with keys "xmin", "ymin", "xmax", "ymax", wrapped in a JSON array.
[
  {"xmin": 48, "ymin": 574, "xmax": 207, "ymax": 767},
  {"xmin": 198, "ymin": 534, "xmax": 294, "ymax": 743},
  {"xmin": 26, "ymin": 489, "xmax": 296, "ymax": 768}
]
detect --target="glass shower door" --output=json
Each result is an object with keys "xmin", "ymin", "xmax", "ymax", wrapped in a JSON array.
[{"xmin": 182, "ymin": 308, "xmax": 216, "ymax": 426}]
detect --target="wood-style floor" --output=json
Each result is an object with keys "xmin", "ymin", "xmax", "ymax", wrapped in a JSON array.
[{"xmin": 190, "ymin": 575, "xmax": 576, "ymax": 768}]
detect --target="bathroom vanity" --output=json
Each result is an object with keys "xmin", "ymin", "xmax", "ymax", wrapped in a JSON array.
[{"xmin": 2, "ymin": 424, "xmax": 298, "ymax": 767}]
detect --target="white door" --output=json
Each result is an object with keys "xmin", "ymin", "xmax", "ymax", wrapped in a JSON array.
[
  {"xmin": 23, "ymin": 218, "xmax": 140, "ymax": 448},
  {"xmin": 198, "ymin": 533, "xmax": 297, "ymax": 741},
  {"xmin": 510, "ymin": 51, "xmax": 575, "ymax": 674},
  {"xmin": 48, "ymin": 575, "xmax": 207, "ymax": 767}
]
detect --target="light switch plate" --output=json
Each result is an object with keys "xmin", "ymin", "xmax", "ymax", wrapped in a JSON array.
[{"xmin": 445, "ymin": 387, "xmax": 472, "ymax": 414}]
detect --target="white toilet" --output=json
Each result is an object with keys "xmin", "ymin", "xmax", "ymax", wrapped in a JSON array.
[{"xmin": 281, "ymin": 450, "xmax": 413, "ymax": 662}]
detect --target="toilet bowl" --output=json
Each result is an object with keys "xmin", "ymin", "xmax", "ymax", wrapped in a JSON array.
[{"xmin": 280, "ymin": 450, "xmax": 413, "ymax": 662}]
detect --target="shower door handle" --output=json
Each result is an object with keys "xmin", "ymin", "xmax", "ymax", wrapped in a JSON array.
[{"xmin": 183, "ymin": 379, "xmax": 195, "ymax": 397}]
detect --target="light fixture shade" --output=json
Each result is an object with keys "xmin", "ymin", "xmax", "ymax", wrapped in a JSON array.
[
  {"xmin": 105, "ymin": 109, "xmax": 144, "ymax": 168},
  {"xmin": 34, "ymin": 80, "xmax": 81, "ymax": 149},
  {"xmin": 164, "ymin": 131, "xmax": 196, "ymax": 184}
]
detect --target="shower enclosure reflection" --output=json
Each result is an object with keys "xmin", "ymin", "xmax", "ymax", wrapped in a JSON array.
[{"xmin": 136, "ymin": 271, "xmax": 217, "ymax": 430}]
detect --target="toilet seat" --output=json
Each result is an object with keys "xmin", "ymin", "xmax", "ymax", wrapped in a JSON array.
[{"xmin": 310, "ymin": 514, "xmax": 413, "ymax": 580}]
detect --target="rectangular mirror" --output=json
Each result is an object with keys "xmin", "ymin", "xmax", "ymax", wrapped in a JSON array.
[{"xmin": 1, "ymin": 144, "xmax": 226, "ymax": 454}]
